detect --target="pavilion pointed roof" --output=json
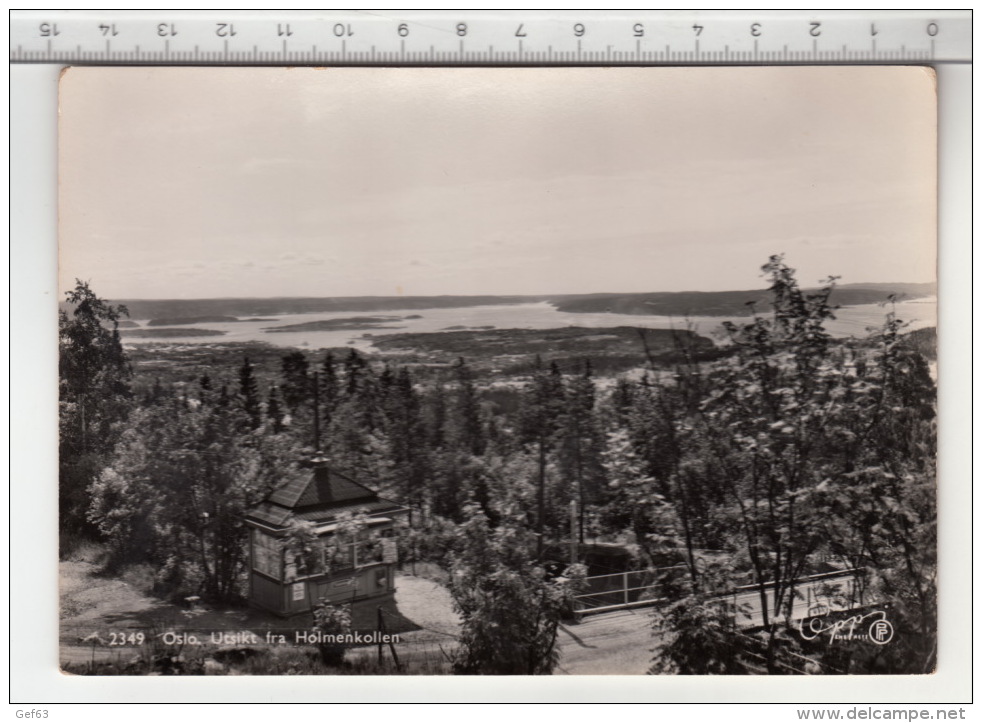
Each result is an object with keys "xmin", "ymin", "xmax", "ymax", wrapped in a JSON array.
[{"xmin": 245, "ymin": 453, "xmax": 407, "ymax": 532}]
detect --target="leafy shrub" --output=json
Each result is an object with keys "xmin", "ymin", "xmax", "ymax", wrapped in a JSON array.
[{"xmin": 311, "ymin": 601, "xmax": 352, "ymax": 667}]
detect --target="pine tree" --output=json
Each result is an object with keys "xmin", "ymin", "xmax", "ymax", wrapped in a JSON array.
[
  {"xmin": 448, "ymin": 357, "xmax": 485, "ymax": 457},
  {"xmin": 425, "ymin": 379, "xmax": 448, "ymax": 449},
  {"xmin": 559, "ymin": 363, "xmax": 604, "ymax": 543},
  {"xmin": 266, "ymin": 385, "xmax": 285, "ymax": 434},
  {"xmin": 388, "ymin": 367, "xmax": 429, "ymax": 508},
  {"xmin": 238, "ymin": 357, "xmax": 262, "ymax": 430},
  {"xmin": 149, "ymin": 377, "xmax": 165, "ymax": 404},
  {"xmin": 280, "ymin": 351, "xmax": 310, "ymax": 411},
  {"xmin": 518, "ymin": 359, "xmax": 566, "ymax": 558},
  {"xmin": 319, "ymin": 352, "xmax": 339, "ymax": 429},
  {"xmin": 342, "ymin": 348, "xmax": 368, "ymax": 396}
]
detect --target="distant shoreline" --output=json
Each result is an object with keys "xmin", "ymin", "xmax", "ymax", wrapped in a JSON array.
[{"xmin": 74, "ymin": 283, "xmax": 936, "ymax": 322}]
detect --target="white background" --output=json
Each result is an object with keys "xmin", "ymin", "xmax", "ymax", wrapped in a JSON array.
[{"xmin": 8, "ymin": 53, "xmax": 973, "ymax": 716}]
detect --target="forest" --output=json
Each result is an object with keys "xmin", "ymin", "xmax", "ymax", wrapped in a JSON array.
[{"xmin": 59, "ymin": 256, "xmax": 937, "ymax": 676}]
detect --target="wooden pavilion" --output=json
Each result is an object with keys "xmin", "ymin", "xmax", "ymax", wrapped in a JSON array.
[{"xmin": 244, "ymin": 452, "xmax": 409, "ymax": 617}]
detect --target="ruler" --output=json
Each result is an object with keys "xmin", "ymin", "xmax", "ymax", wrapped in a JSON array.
[{"xmin": 9, "ymin": 10, "xmax": 972, "ymax": 66}]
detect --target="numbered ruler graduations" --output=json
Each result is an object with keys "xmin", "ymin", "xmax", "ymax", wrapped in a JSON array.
[{"xmin": 10, "ymin": 9, "xmax": 972, "ymax": 65}]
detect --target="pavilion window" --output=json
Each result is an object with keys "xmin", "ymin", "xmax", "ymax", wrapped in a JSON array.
[
  {"xmin": 325, "ymin": 540, "xmax": 356, "ymax": 571},
  {"xmin": 252, "ymin": 529, "xmax": 282, "ymax": 580}
]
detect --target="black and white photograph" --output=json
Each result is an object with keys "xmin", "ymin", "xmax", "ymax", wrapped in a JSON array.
[{"xmin": 57, "ymin": 66, "xmax": 938, "ymax": 678}]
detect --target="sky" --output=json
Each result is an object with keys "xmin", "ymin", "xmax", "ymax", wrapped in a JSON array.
[{"xmin": 58, "ymin": 66, "xmax": 937, "ymax": 299}]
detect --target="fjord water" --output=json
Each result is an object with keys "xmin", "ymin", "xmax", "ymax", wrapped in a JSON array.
[{"xmin": 120, "ymin": 297, "xmax": 937, "ymax": 351}]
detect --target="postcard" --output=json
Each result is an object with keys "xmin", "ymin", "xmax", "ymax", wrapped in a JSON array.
[{"xmin": 57, "ymin": 66, "xmax": 937, "ymax": 678}]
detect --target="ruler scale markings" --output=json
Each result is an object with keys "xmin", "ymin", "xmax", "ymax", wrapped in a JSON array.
[{"xmin": 6, "ymin": 12, "xmax": 973, "ymax": 65}]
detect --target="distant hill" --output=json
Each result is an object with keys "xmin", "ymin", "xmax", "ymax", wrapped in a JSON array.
[
  {"xmin": 100, "ymin": 295, "xmax": 532, "ymax": 320},
  {"xmin": 76, "ymin": 282, "xmax": 935, "ymax": 321},
  {"xmin": 263, "ymin": 316, "xmax": 407, "ymax": 332},
  {"xmin": 119, "ymin": 328, "xmax": 227, "ymax": 338},
  {"xmin": 548, "ymin": 283, "xmax": 937, "ymax": 317},
  {"xmin": 146, "ymin": 315, "xmax": 240, "ymax": 326}
]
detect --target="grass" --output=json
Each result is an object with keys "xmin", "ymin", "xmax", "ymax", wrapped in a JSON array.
[{"xmin": 62, "ymin": 639, "xmax": 454, "ymax": 676}]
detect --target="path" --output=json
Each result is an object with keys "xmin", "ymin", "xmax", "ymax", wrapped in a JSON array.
[{"xmin": 556, "ymin": 608, "xmax": 659, "ymax": 675}]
